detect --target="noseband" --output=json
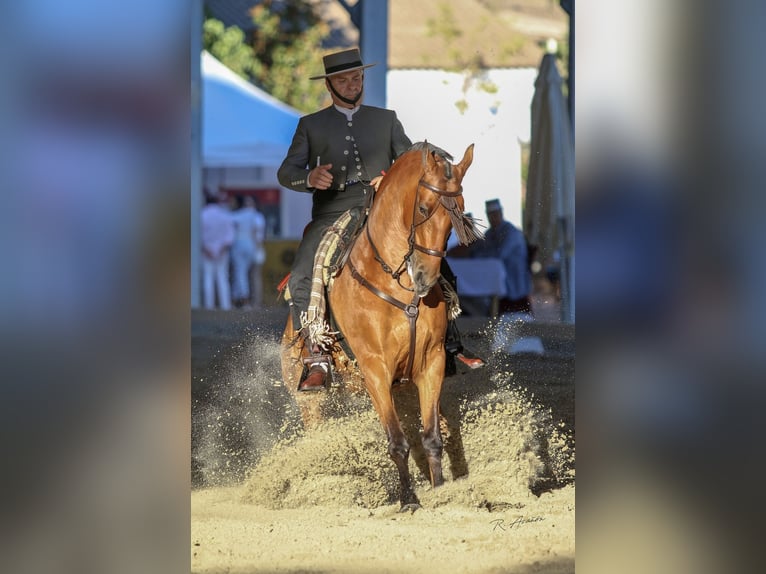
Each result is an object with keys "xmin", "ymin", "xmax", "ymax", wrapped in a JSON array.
[
  {"xmin": 365, "ymin": 173, "xmax": 463, "ymax": 289},
  {"xmin": 350, "ymin": 170, "xmax": 464, "ymax": 384},
  {"xmin": 410, "ymin": 178, "xmax": 464, "ymax": 257}
]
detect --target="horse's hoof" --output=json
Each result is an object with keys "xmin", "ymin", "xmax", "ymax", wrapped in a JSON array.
[{"xmin": 399, "ymin": 503, "xmax": 421, "ymax": 513}]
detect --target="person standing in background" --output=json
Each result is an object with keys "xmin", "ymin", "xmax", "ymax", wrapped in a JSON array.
[
  {"xmin": 471, "ymin": 198, "xmax": 533, "ymax": 315},
  {"xmin": 201, "ymin": 193, "xmax": 235, "ymax": 310},
  {"xmin": 230, "ymin": 196, "xmax": 266, "ymax": 309}
]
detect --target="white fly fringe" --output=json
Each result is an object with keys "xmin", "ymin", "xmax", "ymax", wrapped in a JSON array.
[{"xmin": 439, "ymin": 276, "xmax": 462, "ymax": 321}]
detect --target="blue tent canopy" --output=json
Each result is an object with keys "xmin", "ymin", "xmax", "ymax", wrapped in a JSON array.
[{"xmin": 202, "ymin": 51, "xmax": 300, "ymax": 168}]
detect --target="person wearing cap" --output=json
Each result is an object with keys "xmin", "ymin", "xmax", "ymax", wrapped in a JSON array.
[
  {"xmin": 278, "ymin": 48, "xmax": 412, "ymax": 391},
  {"xmin": 470, "ymin": 198, "xmax": 533, "ymax": 315}
]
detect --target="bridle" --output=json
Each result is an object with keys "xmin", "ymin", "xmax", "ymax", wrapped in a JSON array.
[
  {"xmin": 347, "ymin": 158, "xmax": 465, "ymax": 384},
  {"xmin": 365, "ymin": 174, "xmax": 464, "ymax": 292}
]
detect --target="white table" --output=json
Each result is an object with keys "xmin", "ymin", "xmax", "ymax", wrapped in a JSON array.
[{"xmin": 445, "ymin": 257, "xmax": 507, "ymax": 316}]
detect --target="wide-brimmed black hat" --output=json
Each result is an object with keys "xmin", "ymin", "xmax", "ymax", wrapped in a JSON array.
[
  {"xmin": 485, "ymin": 199, "xmax": 503, "ymax": 213},
  {"xmin": 309, "ymin": 48, "xmax": 376, "ymax": 80}
]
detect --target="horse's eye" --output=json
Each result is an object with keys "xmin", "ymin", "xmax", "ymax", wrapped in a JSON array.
[{"xmin": 418, "ymin": 205, "xmax": 429, "ymax": 217}]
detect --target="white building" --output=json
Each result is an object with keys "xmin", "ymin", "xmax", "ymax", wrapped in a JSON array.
[{"xmin": 388, "ymin": 68, "xmax": 537, "ymax": 227}]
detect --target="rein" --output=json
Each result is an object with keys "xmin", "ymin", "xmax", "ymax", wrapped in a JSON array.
[
  {"xmin": 347, "ymin": 258, "xmax": 420, "ymax": 384},
  {"xmin": 348, "ymin": 164, "xmax": 465, "ymax": 384},
  {"xmin": 366, "ymin": 175, "xmax": 465, "ymax": 290}
]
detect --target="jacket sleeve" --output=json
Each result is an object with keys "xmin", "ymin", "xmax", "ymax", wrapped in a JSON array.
[
  {"xmin": 277, "ymin": 118, "xmax": 313, "ymax": 192},
  {"xmin": 390, "ymin": 111, "xmax": 412, "ymax": 159}
]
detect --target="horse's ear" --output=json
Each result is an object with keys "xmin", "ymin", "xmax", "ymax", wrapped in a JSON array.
[{"xmin": 457, "ymin": 144, "xmax": 475, "ymax": 172}]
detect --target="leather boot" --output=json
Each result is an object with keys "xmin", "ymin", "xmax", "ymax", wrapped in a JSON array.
[
  {"xmin": 297, "ymin": 333, "xmax": 331, "ymax": 392},
  {"xmin": 445, "ymin": 319, "xmax": 485, "ymax": 371},
  {"xmin": 298, "ymin": 362, "xmax": 328, "ymax": 392}
]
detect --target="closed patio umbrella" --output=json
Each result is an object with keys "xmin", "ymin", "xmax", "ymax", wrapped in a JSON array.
[{"xmin": 525, "ymin": 53, "xmax": 575, "ymax": 322}]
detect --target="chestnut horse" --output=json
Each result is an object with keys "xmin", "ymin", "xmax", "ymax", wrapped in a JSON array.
[{"xmin": 281, "ymin": 143, "xmax": 477, "ymax": 510}]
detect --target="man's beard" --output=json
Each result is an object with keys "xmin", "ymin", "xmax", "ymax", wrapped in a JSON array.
[{"xmin": 328, "ymin": 81, "xmax": 362, "ymax": 106}]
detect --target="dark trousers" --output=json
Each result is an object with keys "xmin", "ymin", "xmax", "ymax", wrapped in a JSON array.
[
  {"xmin": 287, "ymin": 212, "xmax": 343, "ymax": 330},
  {"xmin": 498, "ymin": 296, "xmax": 533, "ymax": 315}
]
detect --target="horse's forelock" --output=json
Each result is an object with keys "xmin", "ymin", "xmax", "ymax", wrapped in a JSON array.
[{"xmin": 390, "ymin": 143, "xmax": 482, "ymax": 245}]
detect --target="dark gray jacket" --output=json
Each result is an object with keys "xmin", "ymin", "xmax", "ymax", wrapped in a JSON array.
[{"xmin": 278, "ymin": 105, "xmax": 412, "ymax": 217}]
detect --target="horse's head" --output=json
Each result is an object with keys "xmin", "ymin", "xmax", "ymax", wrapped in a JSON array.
[{"xmin": 405, "ymin": 142, "xmax": 478, "ymax": 297}]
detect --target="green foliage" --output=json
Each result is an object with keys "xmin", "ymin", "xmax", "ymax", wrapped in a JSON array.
[
  {"xmin": 202, "ymin": 1, "xmax": 331, "ymax": 113},
  {"xmin": 249, "ymin": 1, "xmax": 330, "ymax": 113},
  {"xmin": 203, "ymin": 18, "xmax": 258, "ymax": 80}
]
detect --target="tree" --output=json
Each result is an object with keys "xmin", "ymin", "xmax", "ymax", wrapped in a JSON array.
[
  {"xmin": 202, "ymin": 1, "xmax": 330, "ymax": 113},
  {"xmin": 249, "ymin": 1, "xmax": 330, "ymax": 113},
  {"xmin": 203, "ymin": 18, "xmax": 258, "ymax": 80}
]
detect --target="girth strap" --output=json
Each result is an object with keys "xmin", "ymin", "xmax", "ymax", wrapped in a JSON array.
[{"xmin": 347, "ymin": 259, "xmax": 421, "ymax": 384}]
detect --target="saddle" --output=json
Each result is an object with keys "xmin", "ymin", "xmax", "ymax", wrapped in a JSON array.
[
  {"xmin": 280, "ymin": 207, "xmax": 464, "ymax": 386},
  {"xmin": 279, "ymin": 207, "xmax": 365, "ymax": 363}
]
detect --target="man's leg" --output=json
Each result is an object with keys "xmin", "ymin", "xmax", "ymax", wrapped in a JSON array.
[
  {"xmin": 202, "ymin": 256, "xmax": 215, "ymax": 309},
  {"xmin": 230, "ymin": 242, "xmax": 251, "ymax": 304},
  {"xmin": 445, "ymin": 316, "xmax": 485, "ymax": 370},
  {"xmin": 287, "ymin": 218, "xmax": 333, "ymax": 328},
  {"xmin": 440, "ymin": 259, "xmax": 485, "ymax": 373},
  {"xmin": 215, "ymin": 253, "xmax": 232, "ymax": 310},
  {"xmin": 287, "ymin": 216, "xmax": 337, "ymax": 391}
]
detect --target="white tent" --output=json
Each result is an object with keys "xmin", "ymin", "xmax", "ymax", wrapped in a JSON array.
[
  {"xmin": 202, "ymin": 51, "xmax": 300, "ymax": 167},
  {"xmin": 200, "ymin": 51, "xmax": 312, "ymax": 240}
]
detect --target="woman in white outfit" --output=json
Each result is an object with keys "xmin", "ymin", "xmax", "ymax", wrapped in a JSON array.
[{"xmin": 230, "ymin": 196, "xmax": 266, "ymax": 308}]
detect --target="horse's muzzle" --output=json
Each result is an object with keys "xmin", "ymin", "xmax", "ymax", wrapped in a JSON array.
[{"xmin": 409, "ymin": 261, "xmax": 439, "ymax": 298}]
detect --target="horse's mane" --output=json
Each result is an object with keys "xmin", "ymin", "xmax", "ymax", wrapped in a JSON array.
[{"xmin": 409, "ymin": 141, "xmax": 453, "ymax": 161}]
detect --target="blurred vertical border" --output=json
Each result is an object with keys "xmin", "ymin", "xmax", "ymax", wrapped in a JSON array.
[
  {"xmin": 578, "ymin": 1, "xmax": 766, "ymax": 572},
  {"xmin": 0, "ymin": 1, "xmax": 191, "ymax": 572}
]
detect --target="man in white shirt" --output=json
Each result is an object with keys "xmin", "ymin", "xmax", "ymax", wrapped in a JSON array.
[{"xmin": 201, "ymin": 193, "xmax": 235, "ymax": 310}]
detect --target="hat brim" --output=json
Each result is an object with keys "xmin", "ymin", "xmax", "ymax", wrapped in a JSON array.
[{"xmin": 309, "ymin": 62, "xmax": 376, "ymax": 80}]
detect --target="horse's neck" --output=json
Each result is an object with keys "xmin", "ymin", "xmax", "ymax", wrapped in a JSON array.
[
  {"xmin": 367, "ymin": 191, "xmax": 412, "ymax": 255},
  {"xmin": 350, "ymin": 182, "xmax": 413, "ymax": 284}
]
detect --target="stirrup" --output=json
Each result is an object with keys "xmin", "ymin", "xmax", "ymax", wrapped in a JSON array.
[{"xmin": 300, "ymin": 352, "xmax": 335, "ymax": 387}]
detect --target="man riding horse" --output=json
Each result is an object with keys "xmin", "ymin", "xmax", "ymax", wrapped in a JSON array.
[{"xmin": 277, "ymin": 48, "xmax": 483, "ymax": 392}]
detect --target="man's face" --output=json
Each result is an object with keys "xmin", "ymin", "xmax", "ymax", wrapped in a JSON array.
[
  {"xmin": 487, "ymin": 209, "xmax": 503, "ymax": 228},
  {"xmin": 326, "ymin": 70, "xmax": 364, "ymax": 107}
]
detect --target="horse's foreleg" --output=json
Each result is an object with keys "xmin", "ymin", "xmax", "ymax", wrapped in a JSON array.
[
  {"xmin": 417, "ymin": 371, "xmax": 445, "ymax": 488},
  {"xmin": 367, "ymin": 383, "xmax": 420, "ymax": 510}
]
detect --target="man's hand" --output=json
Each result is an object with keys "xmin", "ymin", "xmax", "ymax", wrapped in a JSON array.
[
  {"xmin": 370, "ymin": 174, "xmax": 384, "ymax": 191},
  {"xmin": 308, "ymin": 163, "xmax": 333, "ymax": 190}
]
